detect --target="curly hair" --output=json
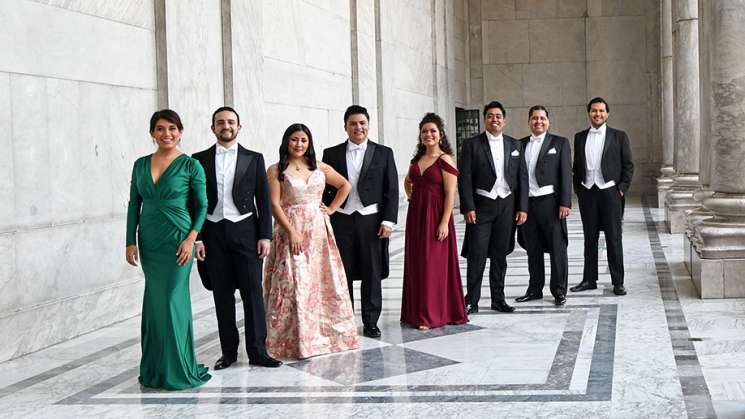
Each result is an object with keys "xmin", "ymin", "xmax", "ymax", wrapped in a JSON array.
[{"xmin": 411, "ymin": 112, "xmax": 453, "ymax": 163}]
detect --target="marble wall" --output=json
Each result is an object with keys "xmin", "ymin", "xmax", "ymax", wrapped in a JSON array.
[
  {"xmin": 0, "ymin": 0, "xmax": 157, "ymax": 361},
  {"xmin": 469, "ymin": 0, "xmax": 661, "ymax": 192},
  {"xmin": 0, "ymin": 0, "xmax": 467, "ymax": 362}
]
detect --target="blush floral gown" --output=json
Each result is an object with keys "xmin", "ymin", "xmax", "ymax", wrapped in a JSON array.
[{"xmin": 263, "ymin": 168, "xmax": 359, "ymax": 359}]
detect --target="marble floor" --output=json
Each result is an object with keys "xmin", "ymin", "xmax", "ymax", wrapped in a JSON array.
[{"xmin": 1, "ymin": 196, "xmax": 744, "ymax": 418}]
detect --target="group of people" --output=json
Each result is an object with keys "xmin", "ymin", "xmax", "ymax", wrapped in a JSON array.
[{"xmin": 125, "ymin": 98, "xmax": 633, "ymax": 391}]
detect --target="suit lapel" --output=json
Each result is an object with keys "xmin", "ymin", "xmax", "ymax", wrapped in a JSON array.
[
  {"xmin": 480, "ymin": 134, "xmax": 497, "ymax": 176},
  {"xmin": 359, "ymin": 140, "xmax": 376, "ymax": 182},
  {"xmin": 338, "ymin": 142, "xmax": 349, "ymax": 179},
  {"xmin": 601, "ymin": 127, "xmax": 613, "ymax": 162},
  {"xmin": 234, "ymin": 144, "xmax": 254, "ymax": 192},
  {"xmin": 204, "ymin": 145, "xmax": 217, "ymax": 188},
  {"xmin": 538, "ymin": 133, "xmax": 553, "ymax": 162},
  {"xmin": 502, "ymin": 136, "xmax": 511, "ymax": 176}
]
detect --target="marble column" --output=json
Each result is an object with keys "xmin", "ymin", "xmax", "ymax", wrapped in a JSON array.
[
  {"xmin": 665, "ymin": 0, "xmax": 700, "ymax": 233},
  {"xmin": 657, "ymin": 0, "xmax": 675, "ymax": 208},
  {"xmin": 684, "ymin": 0, "xmax": 715, "ymax": 271},
  {"xmin": 691, "ymin": 0, "xmax": 745, "ymax": 298}
]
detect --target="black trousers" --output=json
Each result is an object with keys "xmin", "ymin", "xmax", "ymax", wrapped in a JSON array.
[
  {"xmin": 464, "ymin": 194, "xmax": 515, "ymax": 305},
  {"xmin": 577, "ymin": 186, "xmax": 625, "ymax": 286},
  {"xmin": 201, "ymin": 217, "xmax": 269, "ymax": 360},
  {"xmin": 330, "ymin": 212, "xmax": 383, "ymax": 327},
  {"xmin": 523, "ymin": 194, "xmax": 568, "ymax": 298}
]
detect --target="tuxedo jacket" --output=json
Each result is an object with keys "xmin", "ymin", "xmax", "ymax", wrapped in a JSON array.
[
  {"xmin": 458, "ymin": 132, "xmax": 529, "ymax": 214},
  {"xmin": 519, "ymin": 133, "xmax": 572, "ymax": 208},
  {"xmin": 191, "ymin": 144, "xmax": 272, "ymax": 241},
  {"xmin": 321, "ymin": 140, "xmax": 399, "ymax": 224},
  {"xmin": 572, "ymin": 126, "xmax": 634, "ymax": 194}
]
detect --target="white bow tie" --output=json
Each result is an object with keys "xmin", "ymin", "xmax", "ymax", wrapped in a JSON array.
[
  {"xmin": 589, "ymin": 128, "xmax": 602, "ymax": 135},
  {"xmin": 348, "ymin": 143, "xmax": 365, "ymax": 152},
  {"xmin": 530, "ymin": 136, "xmax": 542, "ymax": 142},
  {"xmin": 216, "ymin": 147, "xmax": 236, "ymax": 155}
]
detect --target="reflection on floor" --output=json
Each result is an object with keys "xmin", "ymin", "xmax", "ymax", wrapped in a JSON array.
[{"xmin": 1, "ymin": 196, "xmax": 744, "ymax": 418}]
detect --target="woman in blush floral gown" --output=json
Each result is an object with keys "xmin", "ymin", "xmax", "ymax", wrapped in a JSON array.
[{"xmin": 263, "ymin": 123, "xmax": 360, "ymax": 359}]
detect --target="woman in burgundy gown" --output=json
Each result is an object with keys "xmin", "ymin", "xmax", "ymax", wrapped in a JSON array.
[{"xmin": 401, "ymin": 113, "xmax": 468, "ymax": 329}]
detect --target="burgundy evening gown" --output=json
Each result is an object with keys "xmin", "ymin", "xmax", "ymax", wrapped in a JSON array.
[{"xmin": 401, "ymin": 157, "xmax": 468, "ymax": 329}]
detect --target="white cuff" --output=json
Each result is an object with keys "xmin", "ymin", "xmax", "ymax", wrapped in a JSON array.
[{"xmin": 381, "ymin": 220, "xmax": 395, "ymax": 231}]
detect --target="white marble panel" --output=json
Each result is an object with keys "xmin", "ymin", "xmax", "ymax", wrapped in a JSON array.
[
  {"xmin": 391, "ymin": 46, "xmax": 434, "ymax": 97},
  {"xmin": 262, "ymin": 103, "xmax": 331, "ymax": 160},
  {"xmin": 0, "ymin": 273, "xmax": 143, "ymax": 363},
  {"xmin": 166, "ymin": 0, "xmax": 225, "ymax": 145},
  {"xmin": 380, "ymin": 0, "xmax": 432, "ymax": 51},
  {"xmin": 483, "ymin": 20, "xmax": 530, "ymax": 64},
  {"xmin": 529, "ymin": 18, "xmax": 585, "ymax": 63},
  {"xmin": 0, "ymin": 234, "xmax": 16, "ymax": 312},
  {"xmin": 12, "ymin": 217, "xmax": 134, "ymax": 307},
  {"xmin": 523, "ymin": 62, "xmax": 587, "ymax": 107},
  {"xmin": 78, "ymin": 82, "xmax": 115, "ymax": 217},
  {"xmin": 11, "ymin": 74, "xmax": 52, "ymax": 227},
  {"xmin": 0, "ymin": 1, "xmax": 155, "ymax": 88},
  {"xmin": 231, "ymin": 0, "xmax": 265, "ymax": 152},
  {"xmin": 303, "ymin": 0, "xmax": 348, "ymax": 20},
  {"xmin": 28, "ymin": 0, "xmax": 155, "ymax": 29},
  {"xmin": 0, "ymin": 72, "xmax": 13, "ymax": 229},
  {"xmin": 299, "ymin": 0, "xmax": 351, "ymax": 76},
  {"xmin": 262, "ymin": 58, "xmax": 352, "ymax": 115},
  {"xmin": 588, "ymin": 60, "xmax": 648, "ymax": 105},
  {"xmin": 587, "ymin": 16, "xmax": 646, "ymax": 62},
  {"xmin": 47, "ymin": 78, "xmax": 85, "ymax": 218},
  {"xmin": 481, "ymin": 0, "xmax": 516, "ymax": 20},
  {"xmin": 262, "ymin": 0, "xmax": 303, "ymax": 64}
]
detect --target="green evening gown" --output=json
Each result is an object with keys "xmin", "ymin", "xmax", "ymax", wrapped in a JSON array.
[{"xmin": 126, "ymin": 153, "xmax": 212, "ymax": 390}]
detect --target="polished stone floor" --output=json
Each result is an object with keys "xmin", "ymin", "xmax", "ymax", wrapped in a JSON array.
[{"xmin": 1, "ymin": 197, "xmax": 744, "ymax": 418}]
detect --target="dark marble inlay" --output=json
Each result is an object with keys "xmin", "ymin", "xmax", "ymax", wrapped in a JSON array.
[
  {"xmin": 289, "ymin": 346, "xmax": 459, "ymax": 386},
  {"xmin": 641, "ymin": 195, "xmax": 716, "ymax": 419},
  {"xmin": 56, "ymin": 304, "xmax": 619, "ymax": 404}
]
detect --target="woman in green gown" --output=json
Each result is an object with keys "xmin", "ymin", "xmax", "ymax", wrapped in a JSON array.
[{"xmin": 125, "ymin": 109, "xmax": 211, "ymax": 390}]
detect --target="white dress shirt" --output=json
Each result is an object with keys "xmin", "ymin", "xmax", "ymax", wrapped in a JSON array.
[
  {"xmin": 582, "ymin": 124, "xmax": 616, "ymax": 190},
  {"xmin": 476, "ymin": 131, "xmax": 511, "ymax": 199},
  {"xmin": 206, "ymin": 143, "xmax": 252, "ymax": 223},
  {"xmin": 525, "ymin": 133, "xmax": 555, "ymax": 197},
  {"xmin": 336, "ymin": 139, "xmax": 394, "ymax": 228}
]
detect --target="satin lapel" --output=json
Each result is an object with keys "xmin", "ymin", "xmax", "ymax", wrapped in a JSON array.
[
  {"xmin": 480, "ymin": 134, "xmax": 497, "ymax": 176},
  {"xmin": 578, "ymin": 129, "xmax": 588, "ymax": 165},
  {"xmin": 538, "ymin": 133, "xmax": 553, "ymax": 162},
  {"xmin": 359, "ymin": 141, "xmax": 376, "ymax": 181},
  {"xmin": 601, "ymin": 127, "xmax": 613, "ymax": 162},
  {"xmin": 203, "ymin": 145, "xmax": 217, "ymax": 188},
  {"xmin": 338, "ymin": 143, "xmax": 349, "ymax": 179},
  {"xmin": 502, "ymin": 136, "xmax": 511, "ymax": 176},
  {"xmin": 233, "ymin": 144, "xmax": 254, "ymax": 192}
]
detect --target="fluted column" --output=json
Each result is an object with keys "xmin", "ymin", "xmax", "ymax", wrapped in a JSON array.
[
  {"xmin": 691, "ymin": 0, "xmax": 745, "ymax": 298},
  {"xmin": 665, "ymin": 0, "xmax": 701, "ymax": 233},
  {"xmin": 657, "ymin": 0, "xmax": 675, "ymax": 207},
  {"xmin": 684, "ymin": 0, "xmax": 715, "ymax": 259}
]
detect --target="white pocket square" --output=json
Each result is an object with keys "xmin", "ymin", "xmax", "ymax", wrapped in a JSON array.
[
  {"xmin": 511, "ymin": 150, "xmax": 520, "ymax": 156},
  {"xmin": 547, "ymin": 148, "xmax": 557, "ymax": 154}
]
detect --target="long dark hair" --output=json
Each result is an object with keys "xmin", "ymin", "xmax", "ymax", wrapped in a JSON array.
[
  {"xmin": 411, "ymin": 112, "xmax": 453, "ymax": 163},
  {"xmin": 278, "ymin": 123, "xmax": 317, "ymax": 181},
  {"xmin": 149, "ymin": 109, "xmax": 183, "ymax": 132}
]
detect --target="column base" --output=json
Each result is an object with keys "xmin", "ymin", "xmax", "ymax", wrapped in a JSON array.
[
  {"xmin": 691, "ymin": 250, "xmax": 745, "ymax": 298},
  {"xmin": 664, "ymin": 174, "xmax": 700, "ymax": 233},
  {"xmin": 657, "ymin": 166, "xmax": 675, "ymax": 209}
]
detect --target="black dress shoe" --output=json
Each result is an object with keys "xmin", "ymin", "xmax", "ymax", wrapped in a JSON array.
[
  {"xmin": 214, "ymin": 356, "xmax": 237, "ymax": 370},
  {"xmin": 515, "ymin": 293, "xmax": 543, "ymax": 303},
  {"xmin": 466, "ymin": 304, "xmax": 479, "ymax": 314},
  {"xmin": 249, "ymin": 355, "xmax": 282, "ymax": 368},
  {"xmin": 554, "ymin": 294, "xmax": 566, "ymax": 306},
  {"xmin": 569, "ymin": 281, "xmax": 597, "ymax": 292},
  {"xmin": 491, "ymin": 301, "xmax": 515, "ymax": 313},
  {"xmin": 363, "ymin": 325, "xmax": 382, "ymax": 338},
  {"xmin": 613, "ymin": 285, "xmax": 627, "ymax": 296}
]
